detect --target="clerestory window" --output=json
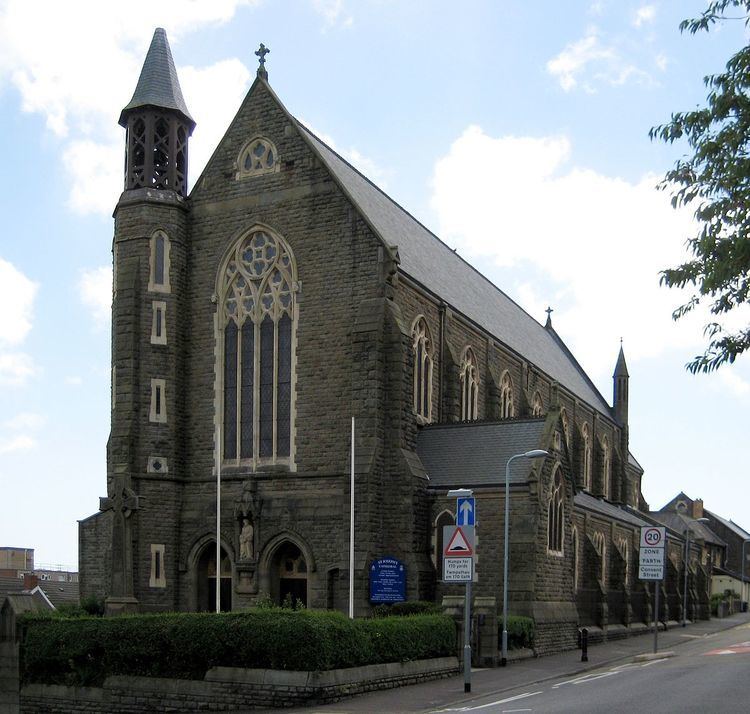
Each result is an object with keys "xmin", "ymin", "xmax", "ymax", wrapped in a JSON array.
[
  {"xmin": 582, "ymin": 422, "xmax": 592, "ymax": 491},
  {"xmin": 531, "ymin": 391, "xmax": 543, "ymax": 417},
  {"xmin": 499, "ymin": 371, "xmax": 514, "ymax": 418},
  {"xmin": 460, "ymin": 347, "xmax": 479, "ymax": 421},
  {"xmin": 219, "ymin": 227, "xmax": 296, "ymax": 466}
]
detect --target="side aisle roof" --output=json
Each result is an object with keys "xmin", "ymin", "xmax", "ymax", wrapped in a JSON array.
[{"xmin": 297, "ymin": 122, "xmax": 612, "ymax": 417}]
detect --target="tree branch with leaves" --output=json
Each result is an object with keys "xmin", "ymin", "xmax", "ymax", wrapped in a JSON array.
[{"xmin": 651, "ymin": 0, "xmax": 750, "ymax": 373}]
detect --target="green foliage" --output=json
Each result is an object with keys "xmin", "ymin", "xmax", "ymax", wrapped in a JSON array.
[
  {"xmin": 650, "ymin": 1, "xmax": 750, "ymax": 373},
  {"xmin": 371, "ymin": 601, "xmax": 442, "ymax": 618},
  {"xmin": 53, "ymin": 596, "xmax": 105, "ymax": 619},
  {"xmin": 498, "ymin": 615, "xmax": 535, "ymax": 650},
  {"xmin": 18, "ymin": 610, "xmax": 455, "ymax": 687}
]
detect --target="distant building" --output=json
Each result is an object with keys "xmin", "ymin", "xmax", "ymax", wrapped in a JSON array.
[{"xmin": 0, "ymin": 547, "xmax": 79, "ymax": 608}]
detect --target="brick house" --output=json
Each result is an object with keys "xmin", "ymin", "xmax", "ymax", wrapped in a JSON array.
[{"xmin": 79, "ymin": 29, "xmax": 707, "ymax": 651}]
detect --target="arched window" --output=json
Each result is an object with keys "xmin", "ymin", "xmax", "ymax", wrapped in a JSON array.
[
  {"xmin": 432, "ymin": 510, "xmax": 455, "ymax": 568},
  {"xmin": 531, "ymin": 391, "xmax": 543, "ymax": 417},
  {"xmin": 602, "ymin": 435, "xmax": 611, "ymax": 499},
  {"xmin": 582, "ymin": 422, "xmax": 592, "ymax": 491},
  {"xmin": 219, "ymin": 227, "xmax": 296, "ymax": 465},
  {"xmin": 412, "ymin": 317, "xmax": 433, "ymax": 421},
  {"xmin": 237, "ymin": 136, "xmax": 279, "ymax": 178},
  {"xmin": 460, "ymin": 347, "xmax": 479, "ymax": 421},
  {"xmin": 149, "ymin": 229, "xmax": 171, "ymax": 293},
  {"xmin": 616, "ymin": 535, "xmax": 630, "ymax": 585},
  {"xmin": 560, "ymin": 408, "xmax": 570, "ymax": 447},
  {"xmin": 592, "ymin": 531, "xmax": 606, "ymax": 584},
  {"xmin": 572, "ymin": 526, "xmax": 579, "ymax": 591},
  {"xmin": 499, "ymin": 371, "xmax": 514, "ymax": 418},
  {"xmin": 547, "ymin": 467, "xmax": 564, "ymax": 554}
]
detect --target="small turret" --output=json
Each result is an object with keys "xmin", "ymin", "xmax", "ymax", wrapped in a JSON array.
[
  {"xmin": 613, "ymin": 342, "xmax": 629, "ymax": 426},
  {"xmin": 119, "ymin": 28, "xmax": 195, "ymax": 196}
]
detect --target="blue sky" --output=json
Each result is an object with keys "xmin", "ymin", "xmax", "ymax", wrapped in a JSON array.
[{"xmin": 1, "ymin": 0, "xmax": 748, "ymax": 570}]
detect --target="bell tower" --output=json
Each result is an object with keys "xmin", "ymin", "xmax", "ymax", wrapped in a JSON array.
[
  {"xmin": 105, "ymin": 27, "xmax": 194, "ymax": 613},
  {"xmin": 119, "ymin": 27, "xmax": 195, "ymax": 194}
]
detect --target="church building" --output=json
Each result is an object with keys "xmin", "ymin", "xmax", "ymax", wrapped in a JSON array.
[{"xmin": 79, "ymin": 29, "xmax": 708, "ymax": 653}]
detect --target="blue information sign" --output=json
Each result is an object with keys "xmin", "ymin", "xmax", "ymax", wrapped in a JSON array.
[
  {"xmin": 456, "ymin": 497, "xmax": 476, "ymax": 526},
  {"xmin": 369, "ymin": 557, "xmax": 406, "ymax": 603}
]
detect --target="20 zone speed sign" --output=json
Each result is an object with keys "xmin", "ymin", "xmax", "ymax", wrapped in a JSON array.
[{"xmin": 640, "ymin": 527, "xmax": 665, "ymax": 549}]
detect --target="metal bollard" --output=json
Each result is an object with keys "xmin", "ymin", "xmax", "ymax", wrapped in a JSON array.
[{"xmin": 580, "ymin": 627, "xmax": 588, "ymax": 662}]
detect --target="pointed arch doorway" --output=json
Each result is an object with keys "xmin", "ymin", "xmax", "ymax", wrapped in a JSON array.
[
  {"xmin": 196, "ymin": 543, "xmax": 233, "ymax": 612},
  {"xmin": 271, "ymin": 541, "xmax": 308, "ymax": 607}
]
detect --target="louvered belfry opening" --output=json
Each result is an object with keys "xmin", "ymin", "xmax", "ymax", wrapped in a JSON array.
[{"xmin": 125, "ymin": 111, "xmax": 189, "ymax": 195}]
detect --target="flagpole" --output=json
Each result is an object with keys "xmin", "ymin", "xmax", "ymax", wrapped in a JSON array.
[
  {"xmin": 216, "ymin": 419, "xmax": 222, "ymax": 614},
  {"xmin": 349, "ymin": 416, "xmax": 355, "ymax": 619}
]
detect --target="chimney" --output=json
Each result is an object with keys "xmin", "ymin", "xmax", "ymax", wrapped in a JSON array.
[
  {"xmin": 692, "ymin": 499, "xmax": 704, "ymax": 519},
  {"xmin": 23, "ymin": 573, "xmax": 38, "ymax": 590}
]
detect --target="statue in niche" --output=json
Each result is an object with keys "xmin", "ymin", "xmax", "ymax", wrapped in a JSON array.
[{"xmin": 239, "ymin": 518, "xmax": 254, "ymax": 560}]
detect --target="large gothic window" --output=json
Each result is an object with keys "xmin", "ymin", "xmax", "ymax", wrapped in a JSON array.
[
  {"xmin": 412, "ymin": 317, "xmax": 433, "ymax": 421},
  {"xmin": 547, "ymin": 467, "xmax": 564, "ymax": 554},
  {"xmin": 219, "ymin": 228, "xmax": 296, "ymax": 465},
  {"xmin": 500, "ymin": 371, "xmax": 514, "ymax": 418},
  {"xmin": 460, "ymin": 347, "xmax": 479, "ymax": 421}
]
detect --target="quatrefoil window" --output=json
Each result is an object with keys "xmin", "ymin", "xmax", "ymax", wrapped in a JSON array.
[{"xmin": 237, "ymin": 136, "xmax": 279, "ymax": 178}]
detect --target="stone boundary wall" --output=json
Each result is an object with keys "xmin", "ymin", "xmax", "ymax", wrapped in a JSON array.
[{"xmin": 20, "ymin": 657, "xmax": 458, "ymax": 712}]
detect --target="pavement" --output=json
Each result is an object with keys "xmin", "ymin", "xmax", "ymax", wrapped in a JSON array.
[{"xmin": 290, "ymin": 611, "xmax": 750, "ymax": 713}]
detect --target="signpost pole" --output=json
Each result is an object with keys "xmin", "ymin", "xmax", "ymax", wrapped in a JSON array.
[
  {"xmin": 653, "ymin": 580, "xmax": 659, "ymax": 654},
  {"xmin": 463, "ymin": 578, "xmax": 472, "ymax": 693}
]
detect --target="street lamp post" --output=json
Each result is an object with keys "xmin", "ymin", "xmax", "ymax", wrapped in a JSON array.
[
  {"xmin": 501, "ymin": 449, "xmax": 548, "ymax": 667},
  {"xmin": 683, "ymin": 517, "xmax": 709, "ymax": 627}
]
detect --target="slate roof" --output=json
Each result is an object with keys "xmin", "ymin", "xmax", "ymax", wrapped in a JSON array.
[
  {"xmin": 649, "ymin": 511, "xmax": 726, "ymax": 546},
  {"xmin": 574, "ymin": 492, "xmax": 651, "ymax": 528},
  {"xmin": 705, "ymin": 509, "xmax": 750, "ymax": 540},
  {"xmin": 0, "ymin": 575, "xmax": 24, "ymax": 594},
  {"xmin": 119, "ymin": 28, "xmax": 194, "ymax": 128},
  {"xmin": 417, "ymin": 419, "xmax": 546, "ymax": 488},
  {"xmin": 298, "ymin": 123, "xmax": 613, "ymax": 418},
  {"xmin": 627, "ymin": 452, "xmax": 643, "ymax": 472},
  {"xmin": 39, "ymin": 581, "xmax": 79, "ymax": 608}
]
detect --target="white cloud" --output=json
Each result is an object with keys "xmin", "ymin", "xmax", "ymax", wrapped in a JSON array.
[
  {"xmin": 3, "ymin": 412, "xmax": 45, "ymax": 430},
  {"xmin": 78, "ymin": 266, "xmax": 113, "ymax": 328},
  {"xmin": 0, "ymin": 0, "xmax": 259, "ymax": 215},
  {"xmin": 718, "ymin": 370, "xmax": 750, "ymax": 397},
  {"xmin": 429, "ymin": 125, "xmax": 702, "ymax": 381},
  {"xmin": 0, "ymin": 259, "xmax": 37, "ymax": 387},
  {"xmin": 0, "ymin": 258, "xmax": 37, "ymax": 345},
  {"xmin": 312, "ymin": 0, "xmax": 354, "ymax": 28},
  {"xmin": 547, "ymin": 28, "xmax": 652, "ymax": 92},
  {"xmin": 0, "ymin": 353, "xmax": 36, "ymax": 386},
  {"xmin": 655, "ymin": 53, "xmax": 668, "ymax": 72},
  {"xmin": 634, "ymin": 5, "xmax": 656, "ymax": 28},
  {"xmin": 0, "ymin": 434, "xmax": 35, "ymax": 455},
  {"xmin": 64, "ymin": 376, "xmax": 83, "ymax": 386}
]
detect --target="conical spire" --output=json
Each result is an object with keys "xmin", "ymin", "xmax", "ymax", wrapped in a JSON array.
[
  {"xmin": 119, "ymin": 28, "xmax": 194, "ymax": 129},
  {"xmin": 613, "ymin": 342, "xmax": 629, "ymax": 378}
]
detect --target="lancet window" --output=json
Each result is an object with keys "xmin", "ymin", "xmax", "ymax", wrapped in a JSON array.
[
  {"xmin": 592, "ymin": 531, "xmax": 606, "ymax": 583},
  {"xmin": 582, "ymin": 422, "xmax": 592, "ymax": 490},
  {"xmin": 531, "ymin": 391, "xmax": 543, "ymax": 417},
  {"xmin": 547, "ymin": 467, "xmax": 564, "ymax": 554},
  {"xmin": 602, "ymin": 435, "xmax": 611, "ymax": 499},
  {"xmin": 219, "ymin": 228, "xmax": 296, "ymax": 465},
  {"xmin": 149, "ymin": 230, "xmax": 171, "ymax": 293},
  {"xmin": 499, "ymin": 371, "xmax": 514, "ymax": 418},
  {"xmin": 572, "ymin": 527, "xmax": 579, "ymax": 591},
  {"xmin": 460, "ymin": 347, "xmax": 479, "ymax": 421},
  {"xmin": 412, "ymin": 317, "xmax": 433, "ymax": 421}
]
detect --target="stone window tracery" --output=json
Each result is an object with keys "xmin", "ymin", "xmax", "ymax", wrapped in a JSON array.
[
  {"xmin": 616, "ymin": 535, "xmax": 630, "ymax": 585},
  {"xmin": 592, "ymin": 531, "xmax": 606, "ymax": 583},
  {"xmin": 460, "ymin": 347, "xmax": 479, "ymax": 421},
  {"xmin": 237, "ymin": 136, "xmax": 279, "ymax": 178},
  {"xmin": 219, "ymin": 227, "xmax": 297, "ymax": 466},
  {"xmin": 412, "ymin": 317, "xmax": 433, "ymax": 421},
  {"xmin": 499, "ymin": 371, "xmax": 514, "ymax": 418},
  {"xmin": 560, "ymin": 408, "xmax": 570, "ymax": 448},
  {"xmin": 547, "ymin": 467, "xmax": 564, "ymax": 554}
]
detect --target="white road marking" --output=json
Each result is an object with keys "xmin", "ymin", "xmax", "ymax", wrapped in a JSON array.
[
  {"xmin": 552, "ymin": 670, "xmax": 619, "ymax": 688},
  {"xmin": 454, "ymin": 691, "xmax": 542, "ymax": 711},
  {"xmin": 502, "ymin": 709, "xmax": 533, "ymax": 713}
]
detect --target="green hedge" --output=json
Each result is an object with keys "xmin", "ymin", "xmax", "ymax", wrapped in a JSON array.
[
  {"xmin": 19, "ymin": 610, "xmax": 455, "ymax": 687},
  {"xmin": 498, "ymin": 615, "xmax": 535, "ymax": 650}
]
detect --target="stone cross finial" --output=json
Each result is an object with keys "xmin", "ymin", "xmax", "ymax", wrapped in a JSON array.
[
  {"xmin": 545, "ymin": 306, "xmax": 554, "ymax": 327},
  {"xmin": 255, "ymin": 43, "xmax": 270, "ymax": 80}
]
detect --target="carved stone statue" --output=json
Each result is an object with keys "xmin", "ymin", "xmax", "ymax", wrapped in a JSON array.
[{"xmin": 239, "ymin": 518, "xmax": 254, "ymax": 560}]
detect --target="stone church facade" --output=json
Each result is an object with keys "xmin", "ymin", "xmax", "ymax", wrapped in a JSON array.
[{"xmin": 79, "ymin": 29, "xmax": 708, "ymax": 652}]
